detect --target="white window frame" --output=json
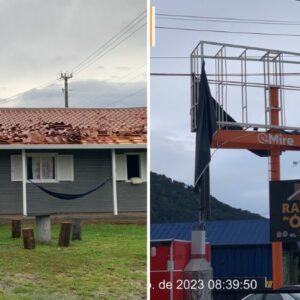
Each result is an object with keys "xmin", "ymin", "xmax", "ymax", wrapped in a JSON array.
[
  {"xmin": 11, "ymin": 153, "xmax": 74, "ymax": 183},
  {"xmin": 26, "ymin": 153, "xmax": 58, "ymax": 183},
  {"xmin": 116, "ymin": 151, "xmax": 148, "ymax": 183}
]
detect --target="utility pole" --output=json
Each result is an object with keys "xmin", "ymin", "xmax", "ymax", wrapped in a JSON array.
[{"xmin": 60, "ymin": 72, "xmax": 72, "ymax": 108}]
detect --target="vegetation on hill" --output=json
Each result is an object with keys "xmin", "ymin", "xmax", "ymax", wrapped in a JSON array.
[{"xmin": 151, "ymin": 172, "xmax": 264, "ymax": 223}]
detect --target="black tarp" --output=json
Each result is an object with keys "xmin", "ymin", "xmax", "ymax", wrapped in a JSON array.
[
  {"xmin": 194, "ymin": 63, "xmax": 217, "ymax": 221},
  {"xmin": 193, "ymin": 63, "xmax": 274, "ymax": 220},
  {"xmin": 212, "ymin": 96, "xmax": 269, "ymax": 157}
]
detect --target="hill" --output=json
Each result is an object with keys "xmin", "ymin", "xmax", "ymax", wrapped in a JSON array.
[{"xmin": 151, "ymin": 172, "xmax": 264, "ymax": 223}]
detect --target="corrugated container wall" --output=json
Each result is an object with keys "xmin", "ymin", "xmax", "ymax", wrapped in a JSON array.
[{"xmin": 211, "ymin": 245, "xmax": 272, "ymax": 278}]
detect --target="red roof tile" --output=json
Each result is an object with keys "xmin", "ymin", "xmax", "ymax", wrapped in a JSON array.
[{"xmin": 0, "ymin": 107, "xmax": 147, "ymax": 145}]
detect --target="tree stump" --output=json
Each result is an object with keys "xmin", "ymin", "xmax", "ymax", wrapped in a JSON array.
[
  {"xmin": 22, "ymin": 228, "xmax": 35, "ymax": 249},
  {"xmin": 58, "ymin": 222, "xmax": 72, "ymax": 247},
  {"xmin": 72, "ymin": 219, "xmax": 82, "ymax": 241},
  {"xmin": 36, "ymin": 215, "xmax": 51, "ymax": 243},
  {"xmin": 12, "ymin": 219, "xmax": 21, "ymax": 238}
]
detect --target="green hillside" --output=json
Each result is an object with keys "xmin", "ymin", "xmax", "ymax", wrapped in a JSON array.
[{"xmin": 151, "ymin": 172, "xmax": 264, "ymax": 223}]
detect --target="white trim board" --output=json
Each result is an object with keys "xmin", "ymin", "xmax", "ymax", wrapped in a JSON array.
[{"xmin": 0, "ymin": 144, "xmax": 146, "ymax": 150}]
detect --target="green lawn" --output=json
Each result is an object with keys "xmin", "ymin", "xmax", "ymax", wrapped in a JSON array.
[{"xmin": 0, "ymin": 223, "xmax": 146, "ymax": 300}]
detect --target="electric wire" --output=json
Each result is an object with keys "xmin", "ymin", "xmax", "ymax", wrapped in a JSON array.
[
  {"xmin": 72, "ymin": 11, "xmax": 146, "ymax": 75},
  {"xmin": 156, "ymin": 26, "xmax": 300, "ymax": 38},
  {"xmin": 0, "ymin": 80, "xmax": 58, "ymax": 104},
  {"xmin": 157, "ymin": 16, "xmax": 300, "ymax": 26},
  {"xmin": 103, "ymin": 86, "xmax": 146, "ymax": 108},
  {"xmin": 92, "ymin": 68, "xmax": 146, "ymax": 101},
  {"xmin": 0, "ymin": 10, "xmax": 147, "ymax": 105},
  {"xmin": 72, "ymin": 10, "xmax": 146, "ymax": 73},
  {"xmin": 156, "ymin": 13, "xmax": 300, "ymax": 25},
  {"xmin": 73, "ymin": 64, "xmax": 146, "ymax": 106},
  {"xmin": 74, "ymin": 22, "xmax": 146, "ymax": 76},
  {"xmin": 150, "ymin": 72, "xmax": 300, "ymax": 76}
]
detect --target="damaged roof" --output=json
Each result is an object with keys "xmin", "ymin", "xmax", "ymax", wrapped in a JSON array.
[{"xmin": 0, "ymin": 107, "xmax": 147, "ymax": 145}]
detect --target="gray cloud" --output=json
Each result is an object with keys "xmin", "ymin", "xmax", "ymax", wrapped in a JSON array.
[
  {"xmin": 0, "ymin": 0, "xmax": 146, "ymax": 98},
  {"xmin": 115, "ymin": 66, "xmax": 131, "ymax": 70},
  {"xmin": 1, "ymin": 79, "xmax": 146, "ymax": 108}
]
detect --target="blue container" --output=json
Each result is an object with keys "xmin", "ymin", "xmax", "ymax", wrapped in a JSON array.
[{"xmin": 211, "ymin": 245, "xmax": 272, "ymax": 278}]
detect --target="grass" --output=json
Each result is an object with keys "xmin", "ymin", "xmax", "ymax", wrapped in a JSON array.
[{"xmin": 0, "ymin": 223, "xmax": 146, "ymax": 300}]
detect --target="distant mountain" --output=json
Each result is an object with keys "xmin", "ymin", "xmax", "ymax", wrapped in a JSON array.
[{"xmin": 151, "ymin": 172, "xmax": 264, "ymax": 223}]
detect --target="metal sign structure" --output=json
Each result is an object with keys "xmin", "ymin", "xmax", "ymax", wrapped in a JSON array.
[
  {"xmin": 191, "ymin": 41, "xmax": 300, "ymax": 131},
  {"xmin": 270, "ymin": 180, "xmax": 300, "ymax": 242},
  {"xmin": 190, "ymin": 41, "xmax": 300, "ymax": 290}
]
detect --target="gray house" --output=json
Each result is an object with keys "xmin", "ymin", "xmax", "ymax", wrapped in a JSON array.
[{"xmin": 0, "ymin": 107, "xmax": 147, "ymax": 216}]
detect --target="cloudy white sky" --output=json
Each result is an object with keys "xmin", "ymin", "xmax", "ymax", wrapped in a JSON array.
[
  {"xmin": 0, "ymin": 0, "xmax": 146, "ymax": 107},
  {"xmin": 150, "ymin": 0, "xmax": 300, "ymax": 217}
]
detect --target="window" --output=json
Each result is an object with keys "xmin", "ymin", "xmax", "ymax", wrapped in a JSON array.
[
  {"xmin": 115, "ymin": 152, "xmax": 147, "ymax": 182},
  {"xmin": 11, "ymin": 154, "xmax": 74, "ymax": 182},
  {"xmin": 126, "ymin": 154, "xmax": 140, "ymax": 179},
  {"xmin": 27, "ymin": 155, "xmax": 56, "ymax": 181}
]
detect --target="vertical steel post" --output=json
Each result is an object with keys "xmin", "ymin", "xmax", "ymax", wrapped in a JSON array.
[
  {"xmin": 22, "ymin": 149, "xmax": 27, "ymax": 216},
  {"xmin": 269, "ymin": 86, "xmax": 283, "ymax": 289},
  {"xmin": 111, "ymin": 149, "xmax": 118, "ymax": 215}
]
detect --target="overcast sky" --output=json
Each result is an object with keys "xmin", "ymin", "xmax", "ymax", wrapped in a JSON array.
[
  {"xmin": 150, "ymin": 0, "xmax": 300, "ymax": 217},
  {"xmin": 0, "ymin": 0, "xmax": 146, "ymax": 107}
]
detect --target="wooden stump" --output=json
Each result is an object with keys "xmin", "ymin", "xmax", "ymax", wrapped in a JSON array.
[
  {"xmin": 22, "ymin": 228, "xmax": 35, "ymax": 249},
  {"xmin": 58, "ymin": 222, "xmax": 72, "ymax": 247},
  {"xmin": 72, "ymin": 219, "xmax": 82, "ymax": 241},
  {"xmin": 12, "ymin": 219, "xmax": 21, "ymax": 238},
  {"xmin": 36, "ymin": 215, "xmax": 51, "ymax": 243}
]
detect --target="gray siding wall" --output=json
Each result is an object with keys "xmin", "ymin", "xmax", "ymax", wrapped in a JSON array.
[
  {"xmin": 117, "ymin": 182, "xmax": 146, "ymax": 212},
  {"xmin": 0, "ymin": 149, "xmax": 146, "ymax": 215},
  {"xmin": 0, "ymin": 151, "xmax": 22, "ymax": 214},
  {"xmin": 116, "ymin": 148, "xmax": 147, "ymax": 212}
]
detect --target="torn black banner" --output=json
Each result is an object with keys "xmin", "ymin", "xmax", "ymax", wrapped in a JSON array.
[{"xmin": 194, "ymin": 63, "xmax": 217, "ymax": 221}]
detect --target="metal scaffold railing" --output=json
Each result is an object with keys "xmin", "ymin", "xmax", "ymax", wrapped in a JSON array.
[{"xmin": 190, "ymin": 41, "xmax": 300, "ymax": 133}]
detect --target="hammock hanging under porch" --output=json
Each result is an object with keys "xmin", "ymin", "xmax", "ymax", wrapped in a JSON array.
[{"xmin": 29, "ymin": 177, "xmax": 111, "ymax": 200}]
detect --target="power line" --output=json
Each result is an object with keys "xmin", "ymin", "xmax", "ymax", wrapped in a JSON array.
[
  {"xmin": 72, "ymin": 64, "xmax": 146, "ymax": 107},
  {"xmin": 0, "ymin": 80, "xmax": 58, "ymax": 104},
  {"xmin": 93, "ymin": 68, "xmax": 146, "ymax": 101},
  {"xmin": 151, "ymin": 56, "xmax": 189, "ymax": 59},
  {"xmin": 151, "ymin": 72, "xmax": 300, "ymax": 77},
  {"xmin": 103, "ymin": 86, "xmax": 146, "ymax": 108},
  {"xmin": 150, "ymin": 73, "xmax": 300, "ymax": 90},
  {"xmin": 157, "ymin": 13, "xmax": 300, "ymax": 25},
  {"xmin": 151, "ymin": 54, "xmax": 299, "ymax": 59},
  {"xmin": 156, "ymin": 26, "xmax": 300, "ymax": 38},
  {"xmin": 72, "ymin": 10, "xmax": 146, "ymax": 73},
  {"xmin": 157, "ymin": 16, "xmax": 300, "ymax": 26},
  {"xmin": 72, "ymin": 10, "xmax": 146, "ymax": 75},
  {"xmin": 72, "ymin": 10, "xmax": 146, "ymax": 72},
  {"xmin": 0, "ymin": 10, "xmax": 147, "ymax": 106},
  {"xmin": 151, "ymin": 72, "xmax": 191, "ymax": 77},
  {"xmin": 74, "ymin": 22, "xmax": 146, "ymax": 76},
  {"xmin": 79, "ymin": 63, "xmax": 146, "ymax": 100}
]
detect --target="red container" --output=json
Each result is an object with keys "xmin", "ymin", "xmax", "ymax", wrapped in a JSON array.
[{"xmin": 150, "ymin": 239, "xmax": 211, "ymax": 300}]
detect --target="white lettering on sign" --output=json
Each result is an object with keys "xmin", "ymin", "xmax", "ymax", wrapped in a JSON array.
[{"xmin": 257, "ymin": 133, "xmax": 294, "ymax": 146}]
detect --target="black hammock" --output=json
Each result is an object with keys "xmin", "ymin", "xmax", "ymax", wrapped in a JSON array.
[{"xmin": 29, "ymin": 177, "xmax": 111, "ymax": 200}]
